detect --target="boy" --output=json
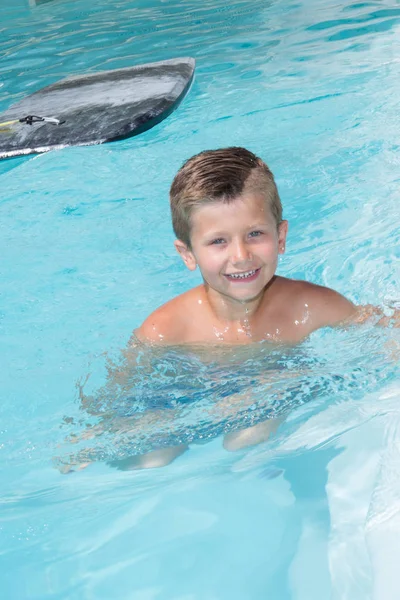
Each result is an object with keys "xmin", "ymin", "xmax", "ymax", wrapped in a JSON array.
[
  {"xmin": 137, "ymin": 146, "xmax": 393, "ymax": 346},
  {"xmin": 62, "ymin": 147, "xmax": 398, "ymax": 472}
]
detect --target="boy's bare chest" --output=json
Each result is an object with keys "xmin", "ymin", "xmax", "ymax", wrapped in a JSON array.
[{"xmin": 182, "ymin": 302, "xmax": 309, "ymax": 345}]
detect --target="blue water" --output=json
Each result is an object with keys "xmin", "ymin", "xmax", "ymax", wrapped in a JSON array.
[{"xmin": 1, "ymin": 0, "xmax": 400, "ymax": 598}]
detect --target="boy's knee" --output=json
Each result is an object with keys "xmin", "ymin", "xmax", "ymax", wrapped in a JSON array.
[
  {"xmin": 223, "ymin": 419, "xmax": 281, "ymax": 452},
  {"xmin": 109, "ymin": 444, "xmax": 188, "ymax": 470},
  {"xmin": 223, "ymin": 430, "xmax": 253, "ymax": 452},
  {"xmin": 138, "ymin": 445, "xmax": 188, "ymax": 468}
]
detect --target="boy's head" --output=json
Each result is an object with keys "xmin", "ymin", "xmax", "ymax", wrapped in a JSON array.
[{"xmin": 170, "ymin": 147, "xmax": 282, "ymax": 248}]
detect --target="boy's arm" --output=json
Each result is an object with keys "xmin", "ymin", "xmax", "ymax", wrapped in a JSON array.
[
  {"xmin": 305, "ymin": 284, "xmax": 399, "ymax": 330},
  {"xmin": 300, "ymin": 285, "xmax": 357, "ymax": 331},
  {"xmin": 135, "ymin": 315, "xmax": 166, "ymax": 344},
  {"xmin": 136, "ymin": 302, "xmax": 186, "ymax": 345}
]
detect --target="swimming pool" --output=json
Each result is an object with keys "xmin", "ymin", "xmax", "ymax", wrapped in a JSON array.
[{"xmin": 1, "ymin": 0, "xmax": 400, "ymax": 597}]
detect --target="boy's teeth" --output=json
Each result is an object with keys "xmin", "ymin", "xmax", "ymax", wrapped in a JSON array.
[{"xmin": 228, "ymin": 269, "xmax": 256, "ymax": 279}]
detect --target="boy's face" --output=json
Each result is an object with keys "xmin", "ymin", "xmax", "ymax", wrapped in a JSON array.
[{"xmin": 175, "ymin": 193, "xmax": 288, "ymax": 304}]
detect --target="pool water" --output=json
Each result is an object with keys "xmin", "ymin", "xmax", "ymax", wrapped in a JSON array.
[{"xmin": 1, "ymin": 0, "xmax": 400, "ymax": 597}]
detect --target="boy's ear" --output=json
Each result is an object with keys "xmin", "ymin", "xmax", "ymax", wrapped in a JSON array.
[
  {"xmin": 174, "ymin": 240, "xmax": 197, "ymax": 271},
  {"xmin": 278, "ymin": 220, "xmax": 288, "ymax": 254}
]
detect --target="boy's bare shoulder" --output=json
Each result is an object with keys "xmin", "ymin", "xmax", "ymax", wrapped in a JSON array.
[
  {"xmin": 275, "ymin": 277, "xmax": 357, "ymax": 330},
  {"xmin": 135, "ymin": 287, "xmax": 202, "ymax": 344}
]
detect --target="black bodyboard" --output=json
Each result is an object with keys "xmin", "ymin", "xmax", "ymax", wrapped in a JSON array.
[{"xmin": 0, "ymin": 57, "xmax": 195, "ymax": 159}]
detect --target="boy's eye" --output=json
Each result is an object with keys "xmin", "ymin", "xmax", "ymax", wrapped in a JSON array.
[
  {"xmin": 249, "ymin": 230, "xmax": 264, "ymax": 238},
  {"xmin": 210, "ymin": 238, "xmax": 226, "ymax": 245}
]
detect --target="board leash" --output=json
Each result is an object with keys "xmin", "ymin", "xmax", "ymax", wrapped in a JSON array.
[{"xmin": 0, "ymin": 115, "xmax": 65, "ymax": 129}]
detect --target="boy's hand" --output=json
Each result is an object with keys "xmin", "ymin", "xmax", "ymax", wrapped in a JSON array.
[{"xmin": 350, "ymin": 304, "xmax": 400, "ymax": 328}]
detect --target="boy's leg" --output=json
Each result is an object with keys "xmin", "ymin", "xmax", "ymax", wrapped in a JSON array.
[{"xmin": 58, "ymin": 408, "xmax": 188, "ymax": 472}]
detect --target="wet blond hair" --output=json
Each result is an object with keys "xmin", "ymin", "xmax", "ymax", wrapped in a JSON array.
[{"xmin": 170, "ymin": 147, "xmax": 282, "ymax": 247}]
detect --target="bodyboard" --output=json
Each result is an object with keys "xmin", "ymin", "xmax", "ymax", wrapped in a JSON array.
[{"xmin": 0, "ymin": 57, "xmax": 195, "ymax": 159}]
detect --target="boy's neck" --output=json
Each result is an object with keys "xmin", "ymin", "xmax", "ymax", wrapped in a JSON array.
[{"xmin": 203, "ymin": 278, "xmax": 276, "ymax": 323}]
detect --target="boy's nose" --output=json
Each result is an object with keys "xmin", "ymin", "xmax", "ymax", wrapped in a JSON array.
[{"xmin": 231, "ymin": 240, "xmax": 252, "ymax": 263}]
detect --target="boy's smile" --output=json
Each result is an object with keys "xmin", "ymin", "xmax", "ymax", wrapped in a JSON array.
[
  {"xmin": 224, "ymin": 268, "xmax": 261, "ymax": 282},
  {"xmin": 175, "ymin": 193, "xmax": 288, "ymax": 311}
]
